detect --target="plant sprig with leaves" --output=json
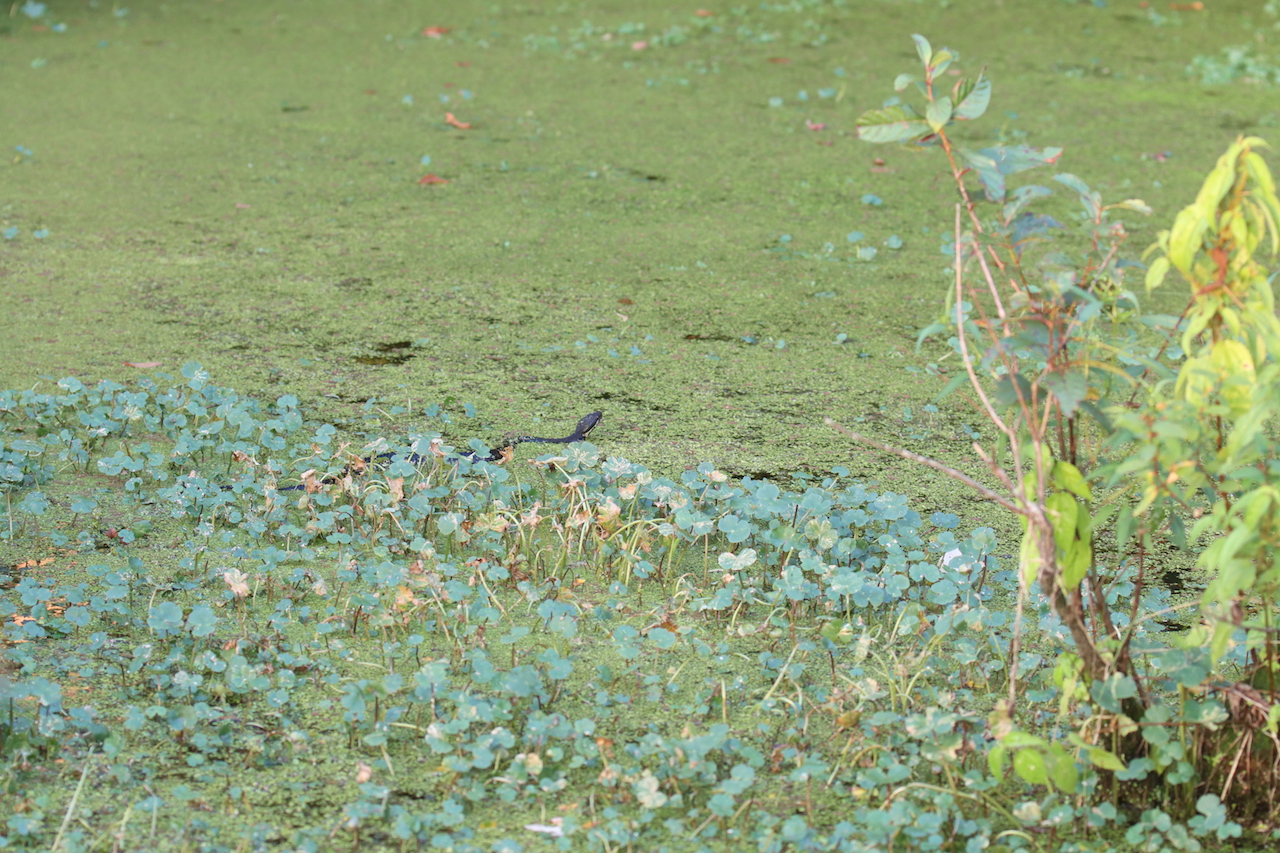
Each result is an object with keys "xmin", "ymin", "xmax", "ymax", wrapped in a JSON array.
[{"xmin": 832, "ymin": 33, "xmax": 1280, "ymax": 828}]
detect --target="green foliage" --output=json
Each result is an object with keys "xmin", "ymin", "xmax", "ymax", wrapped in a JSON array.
[
  {"xmin": 845, "ymin": 32, "xmax": 1280, "ymax": 839},
  {"xmin": 1117, "ymin": 137, "xmax": 1280, "ymax": 674},
  {"xmin": 1188, "ymin": 45, "xmax": 1280, "ymax": 87}
]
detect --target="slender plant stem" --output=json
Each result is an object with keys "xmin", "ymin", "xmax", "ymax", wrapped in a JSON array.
[{"xmin": 823, "ymin": 418, "xmax": 1020, "ymax": 514}]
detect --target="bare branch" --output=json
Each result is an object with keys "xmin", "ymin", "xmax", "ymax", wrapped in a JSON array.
[
  {"xmin": 824, "ymin": 418, "xmax": 1022, "ymax": 514},
  {"xmin": 970, "ymin": 442, "xmax": 1020, "ymax": 497},
  {"xmin": 954, "ymin": 206, "xmax": 1018, "ymax": 442}
]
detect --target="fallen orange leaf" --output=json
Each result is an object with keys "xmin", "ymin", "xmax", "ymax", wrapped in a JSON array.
[
  {"xmin": 422, "ymin": 26, "xmax": 450, "ymax": 38},
  {"xmin": 16, "ymin": 558, "xmax": 55, "ymax": 569},
  {"xmin": 124, "ymin": 361, "xmax": 163, "ymax": 368},
  {"xmin": 418, "ymin": 173, "xmax": 449, "ymax": 185},
  {"xmin": 445, "ymin": 112, "xmax": 472, "ymax": 129}
]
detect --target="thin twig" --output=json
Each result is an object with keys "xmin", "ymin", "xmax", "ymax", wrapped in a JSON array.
[
  {"xmin": 970, "ymin": 442, "xmax": 1020, "ymax": 499},
  {"xmin": 953, "ymin": 206, "xmax": 1017, "ymax": 441},
  {"xmin": 823, "ymin": 418, "xmax": 1020, "ymax": 513},
  {"xmin": 979, "ymin": 245, "xmax": 1009, "ymax": 320}
]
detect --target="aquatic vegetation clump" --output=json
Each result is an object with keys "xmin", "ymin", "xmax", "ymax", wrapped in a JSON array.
[
  {"xmin": 3, "ymin": 364, "xmax": 1083, "ymax": 851},
  {"xmin": 1188, "ymin": 44, "xmax": 1280, "ymax": 86}
]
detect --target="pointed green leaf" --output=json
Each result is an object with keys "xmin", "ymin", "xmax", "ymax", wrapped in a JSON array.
[
  {"xmin": 930, "ymin": 49, "xmax": 954, "ymax": 76},
  {"xmin": 932, "ymin": 371, "xmax": 970, "ymax": 400},
  {"xmin": 1019, "ymin": 523, "xmax": 1042, "ymax": 587},
  {"xmin": 912, "ymin": 33, "xmax": 932, "ymax": 67},
  {"xmin": 1210, "ymin": 619, "xmax": 1234, "ymax": 664},
  {"xmin": 959, "ymin": 145, "xmax": 1063, "ymax": 202},
  {"xmin": 987, "ymin": 145, "xmax": 1065, "ymax": 176},
  {"xmin": 957, "ymin": 147, "xmax": 996, "ymax": 171},
  {"xmin": 1003, "ymin": 731, "xmax": 1047, "ymax": 749},
  {"xmin": 1001, "ymin": 184, "xmax": 1052, "ymax": 223},
  {"xmin": 1046, "ymin": 746, "xmax": 1080, "ymax": 793},
  {"xmin": 1195, "ymin": 156, "xmax": 1237, "ymax": 213},
  {"xmin": 988, "ymin": 744, "xmax": 1007, "ymax": 778},
  {"xmin": 1090, "ymin": 503, "xmax": 1119, "ymax": 533},
  {"xmin": 1053, "ymin": 172, "xmax": 1092, "ymax": 197},
  {"xmin": 1051, "ymin": 460, "xmax": 1092, "ymax": 501},
  {"xmin": 1061, "ymin": 539, "xmax": 1091, "ymax": 591},
  {"xmin": 1046, "ymin": 492, "xmax": 1079, "ymax": 554},
  {"xmin": 855, "ymin": 105, "xmax": 930, "ymax": 144},
  {"xmin": 1042, "ymin": 370, "xmax": 1088, "ymax": 419},
  {"xmin": 1167, "ymin": 207, "xmax": 1210, "ymax": 273},
  {"xmin": 1145, "ymin": 256, "xmax": 1171, "ymax": 292},
  {"xmin": 1115, "ymin": 506, "xmax": 1135, "ymax": 555},
  {"xmin": 1109, "ymin": 198, "xmax": 1152, "ymax": 215},
  {"xmin": 926, "ymin": 96, "xmax": 953, "ymax": 132},
  {"xmin": 1086, "ymin": 746, "xmax": 1126, "ymax": 772},
  {"xmin": 1054, "ymin": 173, "xmax": 1102, "ymax": 220},
  {"xmin": 894, "ymin": 73, "xmax": 918, "ymax": 92},
  {"xmin": 953, "ymin": 73, "xmax": 991, "ymax": 120}
]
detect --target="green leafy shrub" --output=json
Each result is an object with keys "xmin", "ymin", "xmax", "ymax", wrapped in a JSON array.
[{"xmin": 842, "ymin": 32, "xmax": 1280, "ymax": 832}]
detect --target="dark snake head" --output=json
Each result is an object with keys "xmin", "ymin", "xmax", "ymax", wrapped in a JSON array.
[{"xmin": 572, "ymin": 411, "xmax": 604, "ymax": 441}]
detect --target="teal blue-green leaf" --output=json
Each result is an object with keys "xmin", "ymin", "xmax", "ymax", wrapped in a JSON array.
[
  {"xmin": 953, "ymin": 73, "xmax": 991, "ymax": 120},
  {"xmin": 912, "ymin": 33, "xmax": 932, "ymax": 67}
]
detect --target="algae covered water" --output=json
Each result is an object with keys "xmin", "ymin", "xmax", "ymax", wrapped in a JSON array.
[
  {"xmin": 3, "ymin": 1, "xmax": 1267, "ymax": 502},
  {"xmin": 4, "ymin": 1, "xmax": 1280, "ymax": 850}
]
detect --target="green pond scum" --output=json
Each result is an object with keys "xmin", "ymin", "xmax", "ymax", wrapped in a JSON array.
[{"xmin": 2, "ymin": 0, "xmax": 1280, "ymax": 850}]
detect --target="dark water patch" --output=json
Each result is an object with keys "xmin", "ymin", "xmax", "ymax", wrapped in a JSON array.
[
  {"xmin": 595, "ymin": 390, "xmax": 677, "ymax": 413},
  {"xmin": 684, "ymin": 333, "xmax": 739, "ymax": 342},
  {"xmin": 353, "ymin": 340, "xmax": 416, "ymax": 366}
]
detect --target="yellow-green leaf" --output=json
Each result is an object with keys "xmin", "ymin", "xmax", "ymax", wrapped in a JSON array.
[
  {"xmin": 1047, "ymin": 747, "xmax": 1080, "ymax": 793},
  {"xmin": 1195, "ymin": 155, "xmax": 1237, "ymax": 213},
  {"xmin": 926, "ymin": 96, "xmax": 953, "ymax": 133},
  {"xmin": 1110, "ymin": 198, "xmax": 1152, "ymax": 215},
  {"xmin": 988, "ymin": 745, "xmax": 1007, "ymax": 778},
  {"xmin": 1175, "ymin": 352, "xmax": 1214, "ymax": 408},
  {"xmin": 1144, "ymin": 255, "xmax": 1170, "ymax": 292},
  {"xmin": 1014, "ymin": 748, "xmax": 1048, "ymax": 786},
  {"xmin": 1019, "ymin": 523, "xmax": 1042, "ymax": 588},
  {"xmin": 1167, "ymin": 207, "xmax": 1210, "ymax": 273},
  {"xmin": 1086, "ymin": 745, "xmax": 1125, "ymax": 771},
  {"xmin": 1212, "ymin": 338, "xmax": 1257, "ymax": 416},
  {"xmin": 1051, "ymin": 461, "xmax": 1092, "ymax": 501},
  {"xmin": 1061, "ymin": 539, "xmax": 1091, "ymax": 591},
  {"xmin": 1046, "ymin": 492, "xmax": 1079, "ymax": 554},
  {"xmin": 1210, "ymin": 618, "xmax": 1235, "ymax": 664}
]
